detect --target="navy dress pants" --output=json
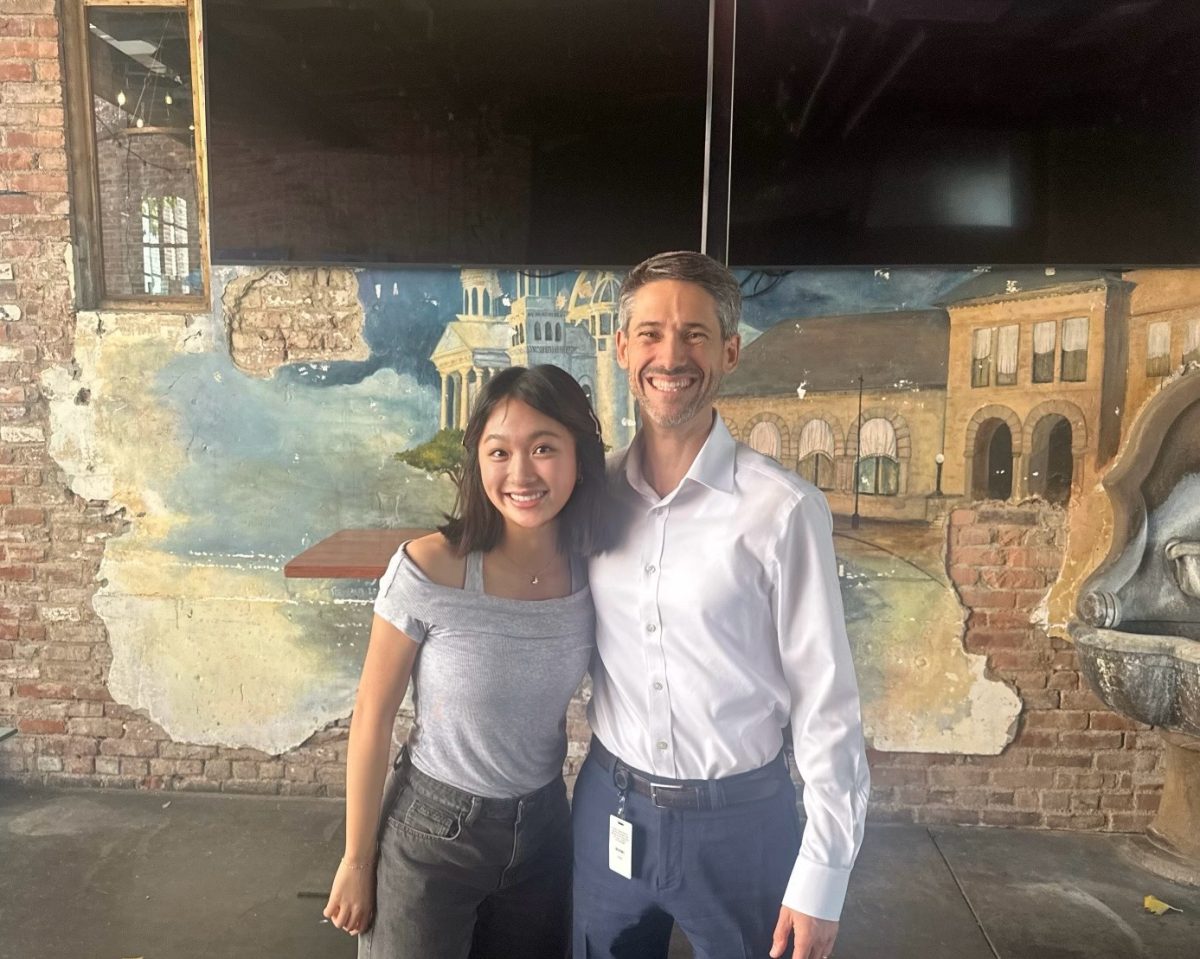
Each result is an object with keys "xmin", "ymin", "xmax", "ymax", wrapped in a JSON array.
[{"xmin": 571, "ymin": 749, "xmax": 802, "ymax": 959}]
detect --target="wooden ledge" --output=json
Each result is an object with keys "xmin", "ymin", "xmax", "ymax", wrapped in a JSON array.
[{"xmin": 284, "ymin": 528, "xmax": 430, "ymax": 580}]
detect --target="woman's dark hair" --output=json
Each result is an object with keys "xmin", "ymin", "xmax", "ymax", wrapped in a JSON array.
[{"xmin": 440, "ymin": 365, "xmax": 612, "ymax": 557}]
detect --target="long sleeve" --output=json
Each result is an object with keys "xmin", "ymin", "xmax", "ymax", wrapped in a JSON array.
[{"xmin": 772, "ymin": 491, "xmax": 871, "ymax": 921}]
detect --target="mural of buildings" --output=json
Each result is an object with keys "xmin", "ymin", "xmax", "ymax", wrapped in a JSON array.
[
  {"xmin": 431, "ymin": 269, "xmax": 635, "ymax": 449},
  {"xmin": 715, "ymin": 269, "xmax": 1176, "ymax": 522}
]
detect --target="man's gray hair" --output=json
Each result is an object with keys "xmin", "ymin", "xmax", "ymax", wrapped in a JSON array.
[{"xmin": 618, "ymin": 251, "xmax": 742, "ymax": 341}]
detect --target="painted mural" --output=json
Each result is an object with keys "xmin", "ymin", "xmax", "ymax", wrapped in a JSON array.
[{"xmin": 40, "ymin": 263, "xmax": 1200, "ymax": 755}]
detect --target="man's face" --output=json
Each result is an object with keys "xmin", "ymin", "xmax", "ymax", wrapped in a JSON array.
[{"xmin": 616, "ymin": 279, "xmax": 740, "ymax": 433}]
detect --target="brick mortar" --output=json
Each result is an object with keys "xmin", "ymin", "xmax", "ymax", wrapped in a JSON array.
[{"xmin": 0, "ymin": 10, "xmax": 1166, "ymax": 825}]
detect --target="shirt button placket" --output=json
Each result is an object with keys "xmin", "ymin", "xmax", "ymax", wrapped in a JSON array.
[{"xmin": 645, "ymin": 507, "xmax": 672, "ymax": 774}]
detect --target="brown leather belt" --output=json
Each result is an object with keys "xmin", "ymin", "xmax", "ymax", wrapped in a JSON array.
[{"xmin": 588, "ymin": 738, "xmax": 785, "ymax": 811}]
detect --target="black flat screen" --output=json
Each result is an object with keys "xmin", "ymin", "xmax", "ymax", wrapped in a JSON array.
[
  {"xmin": 730, "ymin": 0, "xmax": 1200, "ymax": 266},
  {"xmin": 204, "ymin": 0, "xmax": 710, "ymax": 267}
]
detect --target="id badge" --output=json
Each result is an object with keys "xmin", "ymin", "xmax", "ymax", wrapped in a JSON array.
[{"xmin": 608, "ymin": 814, "xmax": 634, "ymax": 878}]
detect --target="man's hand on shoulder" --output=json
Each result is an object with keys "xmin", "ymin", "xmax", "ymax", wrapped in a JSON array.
[{"xmin": 770, "ymin": 906, "xmax": 838, "ymax": 959}]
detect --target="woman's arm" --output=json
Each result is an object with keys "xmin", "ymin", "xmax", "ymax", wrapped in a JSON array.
[{"xmin": 323, "ymin": 613, "xmax": 419, "ymax": 936}]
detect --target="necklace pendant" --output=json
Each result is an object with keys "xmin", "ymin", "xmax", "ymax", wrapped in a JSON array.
[{"xmin": 531, "ymin": 575, "xmax": 539, "ymax": 585}]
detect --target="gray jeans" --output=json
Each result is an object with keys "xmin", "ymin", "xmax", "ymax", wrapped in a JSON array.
[{"xmin": 360, "ymin": 752, "xmax": 571, "ymax": 959}]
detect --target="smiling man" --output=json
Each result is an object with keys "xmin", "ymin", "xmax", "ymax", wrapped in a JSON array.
[{"xmin": 573, "ymin": 251, "xmax": 871, "ymax": 959}]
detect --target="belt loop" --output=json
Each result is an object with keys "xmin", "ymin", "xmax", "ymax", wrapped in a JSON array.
[
  {"xmin": 706, "ymin": 779, "xmax": 724, "ymax": 811},
  {"xmin": 393, "ymin": 744, "xmax": 407, "ymax": 770}
]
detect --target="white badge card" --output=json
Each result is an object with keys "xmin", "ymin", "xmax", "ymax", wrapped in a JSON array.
[{"xmin": 608, "ymin": 815, "xmax": 634, "ymax": 879}]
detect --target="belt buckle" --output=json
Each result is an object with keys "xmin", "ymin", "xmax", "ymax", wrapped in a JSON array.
[{"xmin": 649, "ymin": 781, "xmax": 686, "ymax": 807}]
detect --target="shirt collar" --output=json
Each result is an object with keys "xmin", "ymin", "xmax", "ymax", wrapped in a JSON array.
[{"xmin": 621, "ymin": 411, "xmax": 737, "ymax": 501}]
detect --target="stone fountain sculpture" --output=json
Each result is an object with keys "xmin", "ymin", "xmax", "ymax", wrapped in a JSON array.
[{"xmin": 1073, "ymin": 368, "xmax": 1200, "ymax": 885}]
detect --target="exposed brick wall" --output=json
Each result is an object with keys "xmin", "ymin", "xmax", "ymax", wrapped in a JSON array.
[
  {"xmin": 868, "ymin": 504, "xmax": 1164, "ymax": 831},
  {"xmin": 224, "ymin": 267, "xmax": 367, "ymax": 376},
  {"xmin": 0, "ymin": 3, "xmax": 1167, "ymax": 831}
]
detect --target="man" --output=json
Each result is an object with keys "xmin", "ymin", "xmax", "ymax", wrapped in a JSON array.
[{"xmin": 574, "ymin": 251, "xmax": 870, "ymax": 959}]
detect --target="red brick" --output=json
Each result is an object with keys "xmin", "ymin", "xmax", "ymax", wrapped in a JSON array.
[
  {"xmin": 0, "ymin": 61, "xmax": 33, "ymax": 82},
  {"xmin": 1031, "ymin": 752, "xmax": 1092, "ymax": 768},
  {"xmin": 17, "ymin": 717, "xmax": 64, "ymax": 734},
  {"xmin": 954, "ymin": 526, "xmax": 992, "ymax": 546},
  {"xmin": 1058, "ymin": 731, "xmax": 1124, "ymax": 750},
  {"xmin": 1088, "ymin": 711, "xmax": 1138, "ymax": 731},
  {"xmin": 1043, "ymin": 813, "xmax": 1105, "ymax": 829},
  {"xmin": 1107, "ymin": 812, "xmax": 1153, "ymax": 832},
  {"xmin": 980, "ymin": 809, "xmax": 1042, "ymax": 827},
  {"xmin": 948, "ymin": 565, "xmax": 978, "ymax": 586},
  {"xmin": 957, "ymin": 587, "xmax": 1017, "ymax": 610},
  {"xmin": 3, "ymin": 507, "xmax": 44, "ymax": 526},
  {"xmin": 1024, "ymin": 710, "xmax": 1088, "ymax": 730},
  {"xmin": 952, "ymin": 545, "xmax": 1004, "ymax": 566},
  {"xmin": 980, "ymin": 567, "xmax": 1045, "ymax": 590}
]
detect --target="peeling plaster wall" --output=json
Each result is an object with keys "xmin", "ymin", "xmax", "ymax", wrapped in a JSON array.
[
  {"xmin": 225, "ymin": 268, "xmax": 369, "ymax": 376},
  {"xmin": 34, "ymin": 264, "xmax": 1038, "ymax": 755},
  {"xmin": 41, "ymin": 285, "xmax": 445, "ymax": 753}
]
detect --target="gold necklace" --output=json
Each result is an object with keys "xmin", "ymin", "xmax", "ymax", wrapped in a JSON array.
[{"xmin": 493, "ymin": 547, "xmax": 561, "ymax": 585}]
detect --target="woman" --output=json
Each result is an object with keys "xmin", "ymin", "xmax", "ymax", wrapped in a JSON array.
[{"xmin": 323, "ymin": 364, "xmax": 610, "ymax": 959}]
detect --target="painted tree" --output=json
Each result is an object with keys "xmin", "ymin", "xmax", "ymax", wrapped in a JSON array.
[{"xmin": 395, "ymin": 429, "xmax": 465, "ymax": 487}]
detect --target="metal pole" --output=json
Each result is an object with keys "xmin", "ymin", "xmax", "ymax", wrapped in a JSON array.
[{"xmin": 851, "ymin": 374, "xmax": 863, "ymax": 529}]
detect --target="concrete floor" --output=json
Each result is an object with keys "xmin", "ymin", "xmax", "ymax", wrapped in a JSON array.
[{"xmin": 2, "ymin": 784, "xmax": 1198, "ymax": 958}]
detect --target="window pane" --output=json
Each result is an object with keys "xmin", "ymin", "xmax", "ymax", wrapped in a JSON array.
[
  {"xmin": 89, "ymin": 8, "xmax": 200, "ymax": 298},
  {"xmin": 1147, "ymin": 321, "xmax": 1171, "ymax": 376},
  {"xmin": 996, "ymin": 324, "xmax": 1019, "ymax": 385},
  {"xmin": 1185, "ymin": 319, "xmax": 1200, "ymax": 365},
  {"xmin": 1032, "ymin": 320, "xmax": 1056, "ymax": 382},
  {"xmin": 971, "ymin": 327, "xmax": 993, "ymax": 387},
  {"xmin": 1061, "ymin": 317, "xmax": 1089, "ymax": 382}
]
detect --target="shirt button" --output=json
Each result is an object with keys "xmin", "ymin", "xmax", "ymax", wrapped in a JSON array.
[
  {"xmin": 645, "ymin": 564, "xmax": 656, "ymax": 574},
  {"xmin": 653, "ymin": 682, "xmax": 663, "ymax": 690},
  {"xmin": 656, "ymin": 740, "xmax": 668, "ymax": 751},
  {"xmin": 646, "ymin": 623, "xmax": 657, "ymax": 633}
]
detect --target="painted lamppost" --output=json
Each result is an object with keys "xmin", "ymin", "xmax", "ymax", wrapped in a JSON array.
[
  {"xmin": 851, "ymin": 374, "xmax": 863, "ymax": 530},
  {"xmin": 935, "ymin": 452, "xmax": 945, "ymax": 496}
]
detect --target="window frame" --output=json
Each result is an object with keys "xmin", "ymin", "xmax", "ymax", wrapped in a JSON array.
[{"xmin": 63, "ymin": 0, "xmax": 211, "ymax": 311}]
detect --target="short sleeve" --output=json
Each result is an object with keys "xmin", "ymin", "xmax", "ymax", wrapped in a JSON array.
[{"xmin": 372, "ymin": 545, "xmax": 430, "ymax": 644}]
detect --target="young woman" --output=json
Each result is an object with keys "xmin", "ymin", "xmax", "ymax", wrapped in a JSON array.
[{"xmin": 323, "ymin": 364, "xmax": 609, "ymax": 959}]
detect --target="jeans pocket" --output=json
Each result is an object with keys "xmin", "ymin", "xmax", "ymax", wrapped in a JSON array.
[{"xmin": 396, "ymin": 794, "xmax": 463, "ymax": 842}]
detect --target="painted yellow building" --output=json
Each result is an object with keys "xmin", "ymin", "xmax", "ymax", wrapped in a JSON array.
[
  {"xmin": 939, "ymin": 270, "xmax": 1131, "ymax": 507},
  {"xmin": 717, "ymin": 311, "xmax": 949, "ymax": 522}
]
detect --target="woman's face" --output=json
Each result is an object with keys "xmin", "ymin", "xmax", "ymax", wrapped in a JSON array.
[{"xmin": 477, "ymin": 398, "xmax": 578, "ymax": 535}]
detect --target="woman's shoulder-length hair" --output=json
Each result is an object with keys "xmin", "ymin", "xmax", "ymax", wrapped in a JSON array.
[{"xmin": 439, "ymin": 364, "xmax": 613, "ymax": 557}]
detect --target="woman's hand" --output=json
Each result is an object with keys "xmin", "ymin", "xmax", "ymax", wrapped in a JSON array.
[{"xmin": 323, "ymin": 859, "xmax": 376, "ymax": 936}]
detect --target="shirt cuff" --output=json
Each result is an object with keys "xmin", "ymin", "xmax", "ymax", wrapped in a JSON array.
[{"xmin": 782, "ymin": 855, "xmax": 851, "ymax": 921}]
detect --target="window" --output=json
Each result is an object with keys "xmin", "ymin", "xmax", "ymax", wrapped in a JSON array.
[
  {"xmin": 1186, "ymin": 319, "xmax": 1200, "ymax": 366},
  {"xmin": 1147, "ymin": 321, "xmax": 1172, "ymax": 377},
  {"xmin": 996, "ymin": 325, "xmax": 1019, "ymax": 386},
  {"xmin": 555, "ymin": 323, "xmax": 563, "ymax": 342},
  {"xmin": 748, "ymin": 421, "xmax": 782, "ymax": 461},
  {"xmin": 1061, "ymin": 316, "xmax": 1089, "ymax": 382},
  {"xmin": 140, "ymin": 196, "xmax": 192, "ymax": 295},
  {"xmin": 971, "ymin": 328, "xmax": 993, "ymax": 387},
  {"xmin": 64, "ymin": 0, "xmax": 207, "ymax": 307},
  {"xmin": 856, "ymin": 418, "xmax": 899, "ymax": 496},
  {"xmin": 534, "ymin": 322, "xmax": 541, "ymax": 341},
  {"xmin": 1032, "ymin": 320, "xmax": 1056, "ymax": 383},
  {"xmin": 797, "ymin": 419, "xmax": 836, "ymax": 490}
]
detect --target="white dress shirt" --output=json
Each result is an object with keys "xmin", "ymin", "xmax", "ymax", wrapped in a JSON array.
[{"xmin": 587, "ymin": 413, "xmax": 871, "ymax": 921}]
